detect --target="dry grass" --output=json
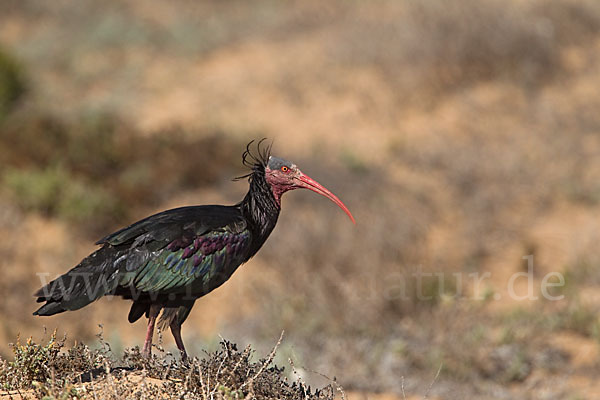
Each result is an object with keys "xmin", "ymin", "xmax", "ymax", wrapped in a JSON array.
[{"xmin": 0, "ymin": 330, "xmax": 337, "ymax": 399}]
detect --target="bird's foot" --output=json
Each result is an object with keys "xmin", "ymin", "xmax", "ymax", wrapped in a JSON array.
[
  {"xmin": 179, "ymin": 349, "xmax": 188, "ymax": 362},
  {"xmin": 142, "ymin": 344, "xmax": 152, "ymax": 358}
]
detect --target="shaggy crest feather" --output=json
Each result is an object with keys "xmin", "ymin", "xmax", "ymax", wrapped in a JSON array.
[{"xmin": 233, "ymin": 138, "xmax": 272, "ymax": 181}]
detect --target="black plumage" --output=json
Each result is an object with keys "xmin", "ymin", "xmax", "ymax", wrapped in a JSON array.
[{"xmin": 33, "ymin": 140, "xmax": 354, "ymax": 358}]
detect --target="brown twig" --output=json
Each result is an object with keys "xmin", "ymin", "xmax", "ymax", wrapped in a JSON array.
[{"xmin": 240, "ymin": 330, "xmax": 284, "ymax": 389}]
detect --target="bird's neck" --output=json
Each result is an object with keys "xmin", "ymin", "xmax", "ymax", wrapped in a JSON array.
[{"xmin": 239, "ymin": 173, "xmax": 280, "ymax": 245}]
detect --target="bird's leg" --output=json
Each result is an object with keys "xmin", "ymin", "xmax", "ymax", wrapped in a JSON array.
[
  {"xmin": 142, "ymin": 304, "xmax": 161, "ymax": 357},
  {"xmin": 170, "ymin": 320, "xmax": 187, "ymax": 361}
]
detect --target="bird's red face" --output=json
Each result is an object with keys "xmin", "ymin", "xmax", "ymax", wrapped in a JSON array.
[{"xmin": 265, "ymin": 156, "xmax": 355, "ymax": 223}]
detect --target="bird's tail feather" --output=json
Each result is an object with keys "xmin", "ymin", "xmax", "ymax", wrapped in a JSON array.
[
  {"xmin": 33, "ymin": 246, "xmax": 121, "ymax": 316},
  {"xmin": 128, "ymin": 301, "xmax": 149, "ymax": 323}
]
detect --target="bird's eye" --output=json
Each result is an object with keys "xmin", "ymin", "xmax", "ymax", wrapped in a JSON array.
[{"xmin": 281, "ymin": 166, "xmax": 289, "ymax": 172}]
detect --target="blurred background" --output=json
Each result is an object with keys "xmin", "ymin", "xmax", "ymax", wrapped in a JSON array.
[{"xmin": 2, "ymin": 0, "xmax": 600, "ymax": 398}]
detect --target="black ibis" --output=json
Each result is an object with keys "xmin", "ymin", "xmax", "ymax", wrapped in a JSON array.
[{"xmin": 33, "ymin": 140, "xmax": 354, "ymax": 359}]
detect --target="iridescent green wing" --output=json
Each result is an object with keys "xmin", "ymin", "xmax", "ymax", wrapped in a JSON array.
[{"xmin": 122, "ymin": 222, "xmax": 251, "ymax": 294}]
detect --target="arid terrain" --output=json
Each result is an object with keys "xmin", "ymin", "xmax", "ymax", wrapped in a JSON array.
[{"xmin": 2, "ymin": 0, "xmax": 600, "ymax": 398}]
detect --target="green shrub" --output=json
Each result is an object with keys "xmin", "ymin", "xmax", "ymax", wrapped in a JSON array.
[
  {"xmin": 0, "ymin": 332, "xmax": 64, "ymax": 390},
  {"xmin": 0, "ymin": 47, "xmax": 26, "ymax": 120}
]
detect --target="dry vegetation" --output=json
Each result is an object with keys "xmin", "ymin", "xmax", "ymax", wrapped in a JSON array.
[
  {"xmin": 2, "ymin": 0, "xmax": 600, "ymax": 398},
  {"xmin": 0, "ymin": 330, "xmax": 336, "ymax": 399}
]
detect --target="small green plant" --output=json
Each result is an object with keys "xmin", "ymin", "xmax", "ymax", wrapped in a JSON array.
[
  {"xmin": 1, "ymin": 331, "xmax": 64, "ymax": 390},
  {"xmin": 412, "ymin": 273, "xmax": 458, "ymax": 307},
  {"xmin": 218, "ymin": 384, "xmax": 245, "ymax": 399},
  {"xmin": 340, "ymin": 149, "xmax": 369, "ymax": 174},
  {"xmin": 557, "ymin": 301, "xmax": 600, "ymax": 337},
  {"xmin": 0, "ymin": 47, "xmax": 26, "ymax": 120}
]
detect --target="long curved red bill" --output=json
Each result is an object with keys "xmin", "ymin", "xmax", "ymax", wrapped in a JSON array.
[{"xmin": 296, "ymin": 173, "xmax": 355, "ymax": 224}]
